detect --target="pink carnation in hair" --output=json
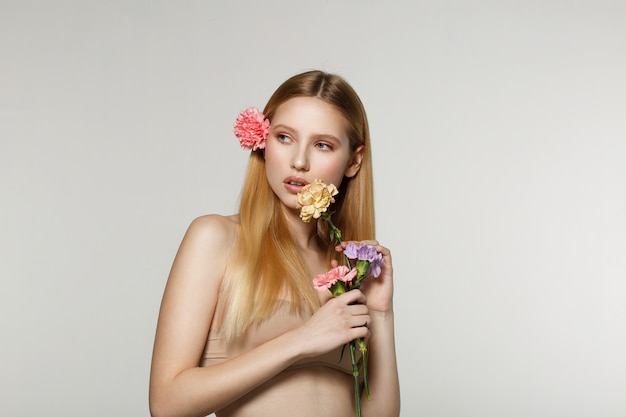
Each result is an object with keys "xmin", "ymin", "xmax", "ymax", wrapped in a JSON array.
[
  {"xmin": 234, "ymin": 107, "xmax": 270, "ymax": 151},
  {"xmin": 313, "ymin": 266, "xmax": 357, "ymax": 291}
]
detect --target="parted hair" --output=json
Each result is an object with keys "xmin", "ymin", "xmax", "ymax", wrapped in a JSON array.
[{"xmin": 220, "ymin": 70, "xmax": 375, "ymax": 340}]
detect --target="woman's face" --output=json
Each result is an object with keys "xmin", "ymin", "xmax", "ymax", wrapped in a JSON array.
[{"xmin": 264, "ymin": 96, "xmax": 362, "ymax": 212}]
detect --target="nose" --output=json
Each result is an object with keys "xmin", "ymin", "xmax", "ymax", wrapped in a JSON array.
[{"xmin": 290, "ymin": 147, "xmax": 309, "ymax": 171}]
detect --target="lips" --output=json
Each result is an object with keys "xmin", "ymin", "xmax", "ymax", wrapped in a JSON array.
[{"xmin": 283, "ymin": 176, "xmax": 309, "ymax": 193}]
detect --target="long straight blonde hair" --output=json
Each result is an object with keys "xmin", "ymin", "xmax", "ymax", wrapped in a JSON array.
[{"xmin": 220, "ymin": 70, "xmax": 376, "ymax": 340}]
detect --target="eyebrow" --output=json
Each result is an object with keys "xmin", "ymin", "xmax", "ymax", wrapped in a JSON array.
[{"xmin": 271, "ymin": 124, "xmax": 342, "ymax": 142}]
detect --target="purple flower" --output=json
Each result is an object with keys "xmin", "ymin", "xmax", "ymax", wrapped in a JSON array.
[
  {"xmin": 367, "ymin": 252, "xmax": 384, "ymax": 278},
  {"xmin": 344, "ymin": 243, "xmax": 384, "ymax": 278},
  {"xmin": 343, "ymin": 242, "xmax": 360, "ymax": 259},
  {"xmin": 345, "ymin": 243, "xmax": 377, "ymax": 262}
]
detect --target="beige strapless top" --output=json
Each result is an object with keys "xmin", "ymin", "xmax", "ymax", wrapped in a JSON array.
[{"xmin": 199, "ymin": 301, "xmax": 358, "ymax": 373}]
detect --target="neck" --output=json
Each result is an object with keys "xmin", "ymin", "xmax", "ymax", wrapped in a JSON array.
[{"xmin": 281, "ymin": 206, "xmax": 321, "ymax": 252}]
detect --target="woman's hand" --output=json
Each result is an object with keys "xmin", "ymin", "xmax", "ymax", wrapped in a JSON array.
[
  {"xmin": 336, "ymin": 240, "xmax": 394, "ymax": 314},
  {"xmin": 295, "ymin": 289, "xmax": 370, "ymax": 358}
]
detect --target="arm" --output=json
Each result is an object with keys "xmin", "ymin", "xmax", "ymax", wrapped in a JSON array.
[
  {"xmin": 149, "ymin": 216, "xmax": 371, "ymax": 417},
  {"xmin": 362, "ymin": 310, "xmax": 400, "ymax": 417}
]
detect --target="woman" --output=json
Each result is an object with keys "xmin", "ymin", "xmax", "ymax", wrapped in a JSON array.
[{"xmin": 149, "ymin": 70, "xmax": 400, "ymax": 417}]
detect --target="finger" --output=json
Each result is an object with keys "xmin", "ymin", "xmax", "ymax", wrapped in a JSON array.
[
  {"xmin": 336, "ymin": 240, "xmax": 386, "ymax": 252},
  {"xmin": 348, "ymin": 302, "xmax": 369, "ymax": 315},
  {"xmin": 360, "ymin": 241, "xmax": 391, "ymax": 256},
  {"xmin": 350, "ymin": 315, "xmax": 371, "ymax": 328},
  {"xmin": 336, "ymin": 289, "xmax": 367, "ymax": 305}
]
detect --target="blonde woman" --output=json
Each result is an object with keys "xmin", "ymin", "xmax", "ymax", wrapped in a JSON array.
[{"xmin": 149, "ymin": 70, "xmax": 400, "ymax": 417}]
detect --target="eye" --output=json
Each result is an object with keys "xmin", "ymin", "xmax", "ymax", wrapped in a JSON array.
[
  {"xmin": 277, "ymin": 133, "xmax": 292, "ymax": 143},
  {"xmin": 315, "ymin": 142, "xmax": 333, "ymax": 151}
]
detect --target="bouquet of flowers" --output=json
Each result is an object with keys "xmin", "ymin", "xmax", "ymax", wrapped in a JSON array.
[{"xmin": 296, "ymin": 179, "xmax": 383, "ymax": 417}]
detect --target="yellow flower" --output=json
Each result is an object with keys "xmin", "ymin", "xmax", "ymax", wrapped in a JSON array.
[{"xmin": 296, "ymin": 179, "xmax": 339, "ymax": 223}]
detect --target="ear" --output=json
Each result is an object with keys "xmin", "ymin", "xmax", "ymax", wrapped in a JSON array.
[{"xmin": 344, "ymin": 145, "xmax": 364, "ymax": 178}]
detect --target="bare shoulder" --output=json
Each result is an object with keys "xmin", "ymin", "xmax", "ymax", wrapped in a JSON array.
[
  {"xmin": 170, "ymin": 214, "xmax": 240, "ymax": 285},
  {"xmin": 185, "ymin": 213, "xmax": 240, "ymax": 249}
]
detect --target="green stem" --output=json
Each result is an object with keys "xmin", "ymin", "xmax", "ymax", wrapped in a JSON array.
[
  {"xmin": 349, "ymin": 340, "xmax": 361, "ymax": 417},
  {"xmin": 358, "ymin": 337, "xmax": 371, "ymax": 401},
  {"xmin": 325, "ymin": 215, "xmax": 351, "ymax": 269}
]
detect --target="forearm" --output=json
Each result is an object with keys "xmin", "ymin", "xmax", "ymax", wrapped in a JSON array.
[
  {"xmin": 361, "ymin": 310, "xmax": 400, "ymax": 417},
  {"xmin": 150, "ymin": 329, "xmax": 304, "ymax": 417}
]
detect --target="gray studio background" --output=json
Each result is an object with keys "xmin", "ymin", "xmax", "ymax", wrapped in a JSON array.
[{"xmin": 2, "ymin": 1, "xmax": 625, "ymax": 416}]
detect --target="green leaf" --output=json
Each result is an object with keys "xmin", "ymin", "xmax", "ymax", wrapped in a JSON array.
[{"xmin": 330, "ymin": 281, "xmax": 346, "ymax": 297}]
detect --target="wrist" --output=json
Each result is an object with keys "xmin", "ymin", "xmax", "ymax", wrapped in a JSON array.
[{"xmin": 369, "ymin": 309, "xmax": 394, "ymax": 321}]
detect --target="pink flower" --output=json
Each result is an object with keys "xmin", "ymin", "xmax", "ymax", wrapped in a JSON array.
[
  {"xmin": 234, "ymin": 107, "xmax": 270, "ymax": 151},
  {"xmin": 312, "ymin": 266, "xmax": 357, "ymax": 291}
]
